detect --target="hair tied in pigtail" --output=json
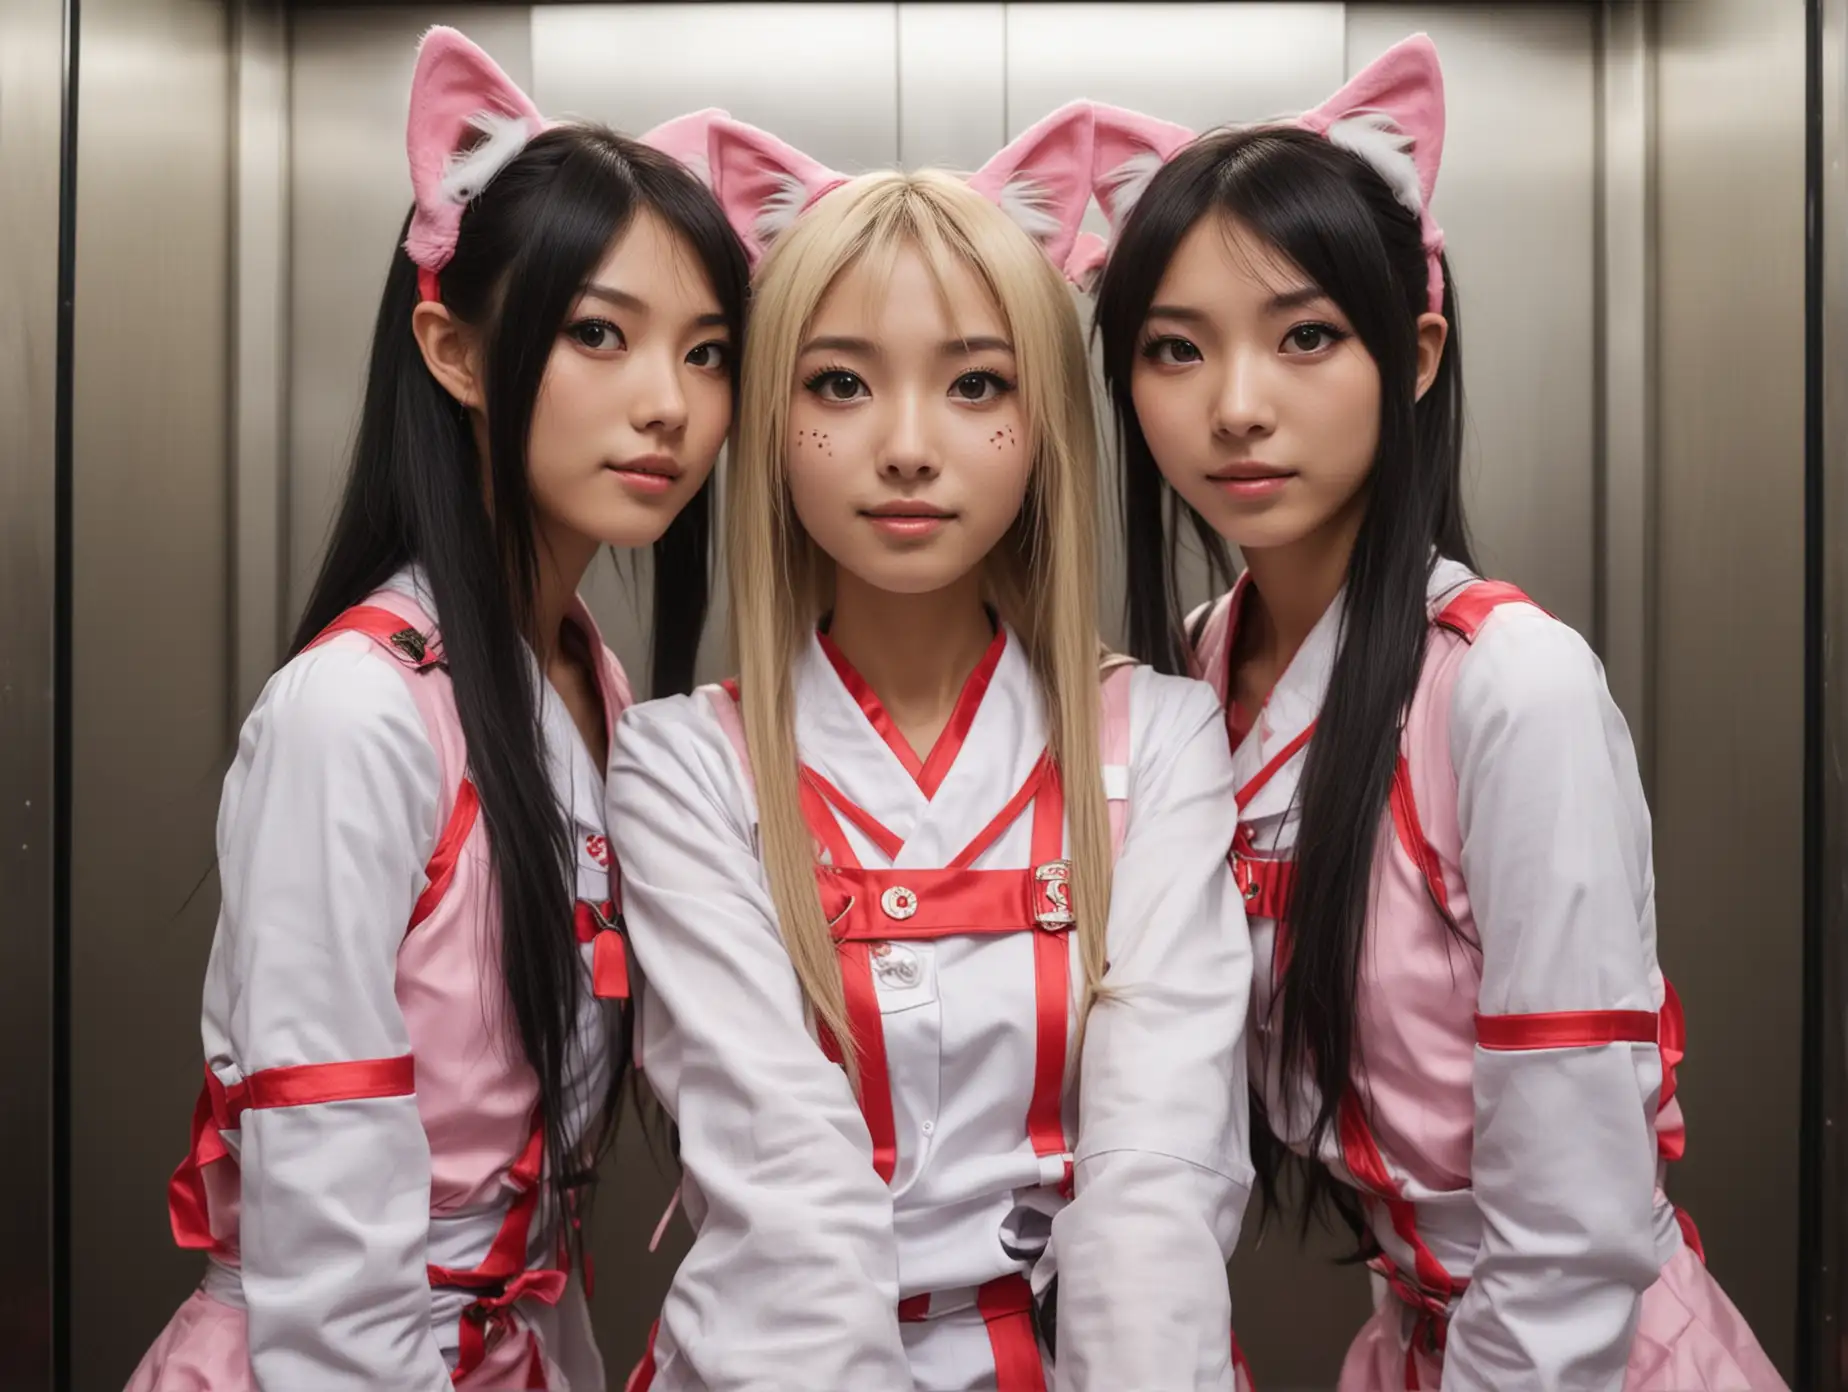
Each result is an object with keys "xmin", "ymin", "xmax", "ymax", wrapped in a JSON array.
[{"xmin": 404, "ymin": 26, "xmax": 548, "ymax": 301}]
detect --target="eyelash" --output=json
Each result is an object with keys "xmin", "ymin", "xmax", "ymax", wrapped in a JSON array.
[
  {"xmin": 800, "ymin": 367, "xmax": 1017, "ymax": 402},
  {"xmin": 567, "ymin": 318, "xmax": 625, "ymax": 351},
  {"xmin": 1137, "ymin": 321, "xmax": 1351, "ymax": 363}
]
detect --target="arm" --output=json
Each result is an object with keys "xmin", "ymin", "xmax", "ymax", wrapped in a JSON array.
[
  {"xmin": 206, "ymin": 641, "xmax": 451, "ymax": 1391},
  {"xmin": 608, "ymin": 698, "xmax": 910, "ymax": 1391},
  {"xmin": 1051, "ymin": 674, "xmax": 1254, "ymax": 1392},
  {"xmin": 1440, "ymin": 609, "xmax": 1665, "ymax": 1392}
]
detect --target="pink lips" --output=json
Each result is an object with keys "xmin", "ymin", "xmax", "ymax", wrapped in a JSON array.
[
  {"xmin": 1208, "ymin": 464, "xmax": 1296, "ymax": 500},
  {"xmin": 607, "ymin": 455, "xmax": 681, "ymax": 495},
  {"xmin": 863, "ymin": 503, "xmax": 954, "ymax": 539}
]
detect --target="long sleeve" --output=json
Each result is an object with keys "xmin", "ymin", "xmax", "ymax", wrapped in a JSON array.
[
  {"xmin": 608, "ymin": 696, "xmax": 911, "ymax": 1391},
  {"xmin": 1440, "ymin": 607, "xmax": 1664, "ymax": 1392},
  {"xmin": 204, "ymin": 639, "xmax": 451, "ymax": 1391},
  {"xmin": 1049, "ymin": 673, "xmax": 1254, "ymax": 1392}
]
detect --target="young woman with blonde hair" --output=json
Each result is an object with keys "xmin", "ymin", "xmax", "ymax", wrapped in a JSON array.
[{"xmin": 612, "ymin": 112, "xmax": 1254, "ymax": 1391}]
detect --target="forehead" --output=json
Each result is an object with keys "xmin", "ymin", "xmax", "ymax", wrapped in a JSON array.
[
  {"xmin": 590, "ymin": 207, "xmax": 718, "ymax": 309},
  {"xmin": 1154, "ymin": 212, "xmax": 1310, "ymax": 309},
  {"xmin": 808, "ymin": 238, "xmax": 1005, "ymax": 342}
]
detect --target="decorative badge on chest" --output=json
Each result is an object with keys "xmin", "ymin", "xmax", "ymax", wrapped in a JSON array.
[
  {"xmin": 880, "ymin": 885, "xmax": 919, "ymax": 921},
  {"xmin": 1034, "ymin": 859, "xmax": 1075, "ymax": 929}
]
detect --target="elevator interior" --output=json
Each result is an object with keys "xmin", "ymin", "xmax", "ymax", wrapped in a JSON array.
[{"xmin": 0, "ymin": 1, "xmax": 1830, "ymax": 1387}]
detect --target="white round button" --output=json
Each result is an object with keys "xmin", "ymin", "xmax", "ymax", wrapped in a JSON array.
[
  {"xmin": 921, "ymin": 1120, "xmax": 936, "ymax": 1136},
  {"xmin": 880, "ymin": 885, "xmax": 919, "ymax": 920}
]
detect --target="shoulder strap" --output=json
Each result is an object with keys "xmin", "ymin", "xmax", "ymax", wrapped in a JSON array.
[
  {"xmin": 1099, "ymin": 661, "xmax": 1135, "ymax": 859},
  {"xmin": 305, "ymin": 594, "xmax": 473, "ymax": 932},
  {"xmin": 1432, "ymin": 579, "xmax": 1542, "ymax": 643},
  {"xmin": 1397, "ymin": 579, "xmax": 1546, "ymax": 911},
  {"xmin": 703, "ymin": 679, "xmax": 755, "ymax": 801}
]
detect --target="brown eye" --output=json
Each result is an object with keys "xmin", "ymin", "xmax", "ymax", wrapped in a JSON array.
[
  {"xmin": 1141, "ymin": 336, "xmax": 1202, "ymax": 366},
  {"xmin": 1283, "ymin": 323, "xmax": 1345, "ymax": 355},
  {"xmin": 569, "ymin": 319, "xmax": 625, "ymax": 351},
  {"xmin": 804, "ymin": 369, "xmax": 867, "ymax": 402},
  {"xmin": 950, "ymin": 371, "xmax": 1012, "ymax": 403}
]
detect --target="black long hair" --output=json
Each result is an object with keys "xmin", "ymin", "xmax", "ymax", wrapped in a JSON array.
[
  {"xmin": 1095, "ymin": 127, "xmax": 1472, "ymax": 1249},
  {"xmin": 290, "ymin": 123, "xmax": 748, "ymax": 1264}
]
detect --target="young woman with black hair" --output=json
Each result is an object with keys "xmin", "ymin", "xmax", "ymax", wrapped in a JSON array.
[
  {"xmin": 129, "ymin": 29, "xmax": 746, "ymax": 1391},
  {"xmin": 1088, "ymin": 35, "xmax": 1778, "ymax": 1392}
]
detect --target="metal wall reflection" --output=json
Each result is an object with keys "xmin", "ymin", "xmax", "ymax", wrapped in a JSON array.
[{"xmin": 0, "ymin": 0, "xmax": 69, "ymax": 1383}]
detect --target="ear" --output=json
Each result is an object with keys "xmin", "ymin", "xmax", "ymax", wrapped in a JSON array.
[
  {"xmin": 967, "ymin": 102, "xmax": 1096, "ymax": 270},
  {"xmin": 1413, "ymin": 311, "xmax": 1448, "ymax": 401},
  {"xmin": 1300, "ymin": 34, "xmax": 1445, "ymax": 217},
  {"xmin": 411, "ymin": 300, "xmax": 484, "ymax": 411},
  {"xmin": 705, "ymin": 116, "xmax": 849, "ymax": 267},
  {"xmin": 404, "ymin": 26, "xmax": 545, "ymax": 274},
  {"xmin": 638, "ymin": 107, "xmax": 730, "ymax": 188},
  {"xmin": 1086, "ymin": 103, "xmax": 1195, "ymax": 230}
]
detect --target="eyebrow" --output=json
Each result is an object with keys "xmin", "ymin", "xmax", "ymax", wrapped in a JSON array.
[
  {"xmin": 798, "ymin": 334, "xmax": 1015, "ymax": 357},
  {"xmin": 579, "ymin": 282, "xmax": 728, "ymax": 329},
  {"xmin": 1146, "ymin": 286, "xmax": 1332, "ymax": 323}
]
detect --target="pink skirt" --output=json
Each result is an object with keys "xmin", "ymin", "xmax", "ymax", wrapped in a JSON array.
[
  {"xmin": 1337, "ymin": 1244, "xmax": 1785, "ymax": 1391},
  {"xmin": 125, "ymin": 1288, "xmax": 571, "ymax": 1391}
]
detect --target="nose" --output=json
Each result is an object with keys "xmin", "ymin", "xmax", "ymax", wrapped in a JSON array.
[
  {"xmin": 1210, "ymin": 352, "xmax": 1277, "ymax": 442},
  {"xmin": 628, "ymin": 347, "xmax": 689, "ymax": 436},
  {"xmin": 876, "ymin": 390, "xmax": 939, "ymax": 482}
]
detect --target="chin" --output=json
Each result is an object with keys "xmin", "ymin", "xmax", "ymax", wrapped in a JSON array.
[
  {"xmin": 836, "ymin": 548, "xmax": 978, "ymax": 598},
  {"xmin": 578, "ymin": 505, "xmax": 677, "ymax": 551}
]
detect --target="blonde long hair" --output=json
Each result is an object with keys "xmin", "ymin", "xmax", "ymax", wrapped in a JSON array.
[{"xmin": 728, "ymin": 170, "xmax": 1109, "ymax": 1076}]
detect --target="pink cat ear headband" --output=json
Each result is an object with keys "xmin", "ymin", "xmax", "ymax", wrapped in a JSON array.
[
  {"xmin": 677, "ymin": 101, "xmax": 1099, "ymax": 274},
  {"xmin": 404, "ymin": 28, "xmax": 1443, "ymax": 311},
  {"xmin": 401, "ymin": 27, "xmax": 735, "ymax": 303},
  {"xmin": 1082, "ymin": 34, "xmax": 1449, "ymax": 313}
]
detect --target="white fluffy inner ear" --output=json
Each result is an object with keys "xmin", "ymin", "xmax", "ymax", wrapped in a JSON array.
[
  {"xmin": 1097, "ymin": 150, "xmax": 1164, "ymax": 228},
  {"xmin": 441, "ymin": 110, "xmax": 541, "ymax": 206},
  {"xmin": 997, "ymin": 175, "xmax": 1062, "ymax": 244},
  {"xmin": 1325, "ymin": 111, "xmax": 1422, "ymax": 218},
  {"xmin": 754, "ymin": 170, "xmax": 811, "ymax": 246}
]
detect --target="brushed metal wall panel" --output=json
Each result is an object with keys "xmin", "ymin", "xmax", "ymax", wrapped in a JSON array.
[
  {"xmin": 1351, "ymin": 6, "xmax": 1598, "ymax": 640},
  {"xmin": 1654, "ymin": 0, "xmax": 1805, "ymax": 1374},
  {"xmin": 0, "ymin": 0, "xmax": 68, "ymax": 1382},
  {"xmin": 68, "ymin": 0, "xmax": 233, "ymax": 1383}
]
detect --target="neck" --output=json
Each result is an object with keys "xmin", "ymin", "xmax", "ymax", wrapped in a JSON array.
[
  {"xmin": 825, "ymin": 568, "xmax": 993, "ymax": 722},
  {"xmin": 1239, "ymin": 492, "xmax": 1366, "ymax": 671},
  {"xmin": 530, "ymin": 521, "xmax": 600, "ymax": 664}
]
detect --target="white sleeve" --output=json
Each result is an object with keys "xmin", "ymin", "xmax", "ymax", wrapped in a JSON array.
[
  {"xmin": 1051, "ymin": 672, "xmax": 1254, "ymax": 1392},
  {"xmin": 608, "ymin": 697, "xmax": 910, "ymax": 1391},
  {"xmin": 1440, "ymin": 609, "xmax": 1664, "ymax": 1392},
  {"xmin": 206, "ymin": 639, "xmax": 451, "ymax": 1391}
]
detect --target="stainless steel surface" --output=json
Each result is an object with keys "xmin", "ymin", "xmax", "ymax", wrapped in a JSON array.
[
  {"xmin": 1815, "ymin": 0, "xmax": 1846, "ymax": 1378},
  {"xmin": 1597, "ymin": 0, "xmax": 1655, "ymax": 780},
  {"xmin": 69, "ymin": 1, "xmax": 234, "ymax": 1385},
  {"xmin": 287, "ymin": 6, "xmax": 530, "ymax": 627},
  {"xmin": 1354, "ymin": 5, "xmax": 1597, "ymax": 641},
  {"xmin": 234, "ymin": 0, "xmax": 290, "ymax": 719},
  {"xmin": 896, "ymin": 3, "xmax": 1005, "ymax": 172},
  {"xmin": 0, "ymin": 0, "xmax": 67, "ymax": 1382},
  {"xmin": 1654, "ymin": 0, "xmax": 1806, "ymax": 1376}
]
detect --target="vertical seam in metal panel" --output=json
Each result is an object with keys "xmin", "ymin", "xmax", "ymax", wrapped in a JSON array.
[
  {"xmin": 894, "ymin": 3, "xmax": 903, "ymax": 166},
  {"xmin": 279, "ymin": 2, "xmax": 295, "ymax": 643},
  {"xmin": 1592, "ymin": 4, "xmax": 1610, "ymax": 663},
  {"xmin": 1798, "ymin": 0, "xmax": 1828, "ymax": 1380},
  {"xmin": 53, "ymin": 0, "xmax": 79, "ymax": 1384},
  {"xmin": 227, "ymin": 0, "xmax": 243, "ymax": 744}
]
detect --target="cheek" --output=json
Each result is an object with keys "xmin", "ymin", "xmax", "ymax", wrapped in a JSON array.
[
  {"xmin": 1316, "ymin": 362, "xmax": 1381, "ymax": 484},
  {"xmin": 1130, "ymin": 371, "xmax": 1198, "ymax": 474}
]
